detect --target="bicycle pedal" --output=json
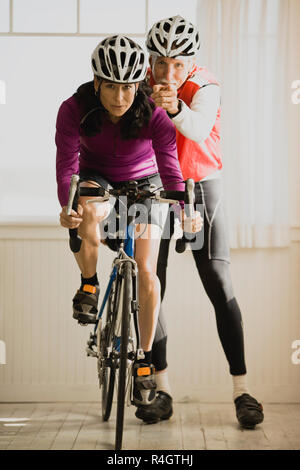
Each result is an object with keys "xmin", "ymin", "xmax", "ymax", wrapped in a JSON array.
[{"xmin": 76, "ymin": 313, "xmax": 97, "ymax": 325}]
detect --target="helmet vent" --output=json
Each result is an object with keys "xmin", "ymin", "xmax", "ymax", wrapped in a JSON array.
[
  {"xmin": 113, "ymin": 66, "xmax": 120, "ymax": 80},
  {"xmin": 129, "ymin": 51, "xmax": 137, "ymax": 67},
  {"xmin": 101, "ymin": 64, "xmax": 110, "ymax": 77},
  {"xmin": 109, "ymin": 49, "xmax": 117, "ymax": 65},
  {"xmin": 123, "ymin": 70, "xmax": 131, "ymax": 81},
  {"xmin": 120, "ymin": 51, "xmax": 126, "ymax": 67},
  {"xmin": 98, "ymin": 49, "xmax": 110, "ymax": 76},
  {"xmin": 130, "ymin": 41, "xmax": 135, "ymax": 49},
  {"xmin": 132, "ymin": 70, "xmax": 141, "ymax": 80},
  {"xmin": 184, "ymin": 43, "xmax": 193, "ymax": 55},
  {"xmin": 176, "ymin": 25, "xmax": 185, "ymax": 34}
]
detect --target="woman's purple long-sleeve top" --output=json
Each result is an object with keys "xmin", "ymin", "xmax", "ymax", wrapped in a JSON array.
[{"xmin": 55, "ymin": 95, "xmax": 185, "ymax": 207}]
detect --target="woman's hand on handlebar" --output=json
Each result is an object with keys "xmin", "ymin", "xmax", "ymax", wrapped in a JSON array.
[
  {"xmin": 181, "ymin": 209, "xmax": 203, "ymax": 234},
  {"xmin": 60, "ymin": 205, "xmax": 83, "ymax": 229}
]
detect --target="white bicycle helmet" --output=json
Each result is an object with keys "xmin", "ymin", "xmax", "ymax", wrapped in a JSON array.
[
  {"xmin": 91, "ymin": 35, "xmax": 147, "ymax": 83},
  {"xmin": 146, "ymin": 15, "xmax": 200, "ymax": 58}
]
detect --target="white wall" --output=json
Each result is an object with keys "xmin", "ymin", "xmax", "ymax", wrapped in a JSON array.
[
  {"xmin": 0, "ymin": 226, "xmax": 299, "ymax": 403},
  {"xmin": 288, "ymin": 0, "xmax": 300, "ymax": 227}
]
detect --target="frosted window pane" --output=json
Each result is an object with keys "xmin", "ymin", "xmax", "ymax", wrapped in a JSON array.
[
  {"xmin": 0, "ymin": 0, "xmax": 10, "ymax": 32},
  {"xmin": 80, "ymin": 0, "xmax": 145, "ymax": 34},
  {"xmin": 245, "ymin": 0, "xmax": 261, "ymax": 34},
  {"xmin": 0, "ymin": 80, "xmax": 6, "ymax": 104},
  {"xmin": 243, "ymin": 0, "xmax": 279, "ymax": 36},
  {"xmin": 148, "ymin": 0, "xmax": 197, "ymax": 28},
  {"xmin": 0, "ymin": 37, "xmax": 96, "ymax": 218},
  {"xmin": 0, "ymin": 36, "xmax": 143, "ymax": 219},
  {"xmin": 13, "ymin": 0, "xmax": 77, "ymax": 33},
  {"xmin": 266, "ymin": 0, "xmax": 279, "ymax": 34}
]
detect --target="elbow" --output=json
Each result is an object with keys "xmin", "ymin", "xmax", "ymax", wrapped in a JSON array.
[{"xmin": 180, "ymin": 129, "xmax": 210, "ymax": 143}]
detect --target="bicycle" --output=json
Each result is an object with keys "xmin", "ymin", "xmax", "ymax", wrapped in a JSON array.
[{"xmin": 66, "ymin": 174, "xmax": 195, "ymax": 450}]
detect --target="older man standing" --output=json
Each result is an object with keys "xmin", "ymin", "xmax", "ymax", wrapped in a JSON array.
[{"xmin": 135, "ymin": 15, "xmax": 264, "ymax": 429}]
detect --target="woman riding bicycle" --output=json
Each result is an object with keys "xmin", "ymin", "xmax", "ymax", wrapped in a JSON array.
[{"xmin": 56, "ymin": 35, "xmax": 201, "ymax": 407}]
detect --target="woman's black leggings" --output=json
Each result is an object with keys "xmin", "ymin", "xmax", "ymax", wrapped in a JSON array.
[{"xmin": 152, "ymin": 178, "xmax": 247, "ymax": 376}]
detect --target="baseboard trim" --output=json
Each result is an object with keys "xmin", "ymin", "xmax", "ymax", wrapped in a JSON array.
[{"xmin": 0, "ymin": 384, "xmax": 299, "ymax": 403}]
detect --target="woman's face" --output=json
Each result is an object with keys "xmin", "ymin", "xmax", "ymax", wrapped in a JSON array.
[{"xmin": 95, "ymin": 78, "xmax": 138, "ymax": 123}]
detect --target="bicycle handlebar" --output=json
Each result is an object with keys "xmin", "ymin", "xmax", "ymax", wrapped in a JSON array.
[
  {"xmin": 66, "ymin": 175, "xmax": 194, "ymax": 254},
  {"xmin": 78, "ymin": 186, "xmax": 186, "ymax": 203}
]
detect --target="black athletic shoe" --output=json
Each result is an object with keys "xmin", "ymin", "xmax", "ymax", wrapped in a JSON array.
[
  {"xmin": 234, "ymin": 393, "xmax": 264, "ymax": 429},
  {"xmin": 72, "ymin": 284, "xmax": 100, "ymax": 324},
  {"xmin": 135, "ymin": 391, "xmax": 173, "ymax": 424}
]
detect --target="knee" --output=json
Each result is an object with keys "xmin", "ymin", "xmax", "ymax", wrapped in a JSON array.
[
  {"xmin": 209, "ymin": 266, "xmax": 228, "ymax": 290},
  {"xmin": 79, "ymin": 230, "xmax": 101, "ymax": 248},
  {"xmin": 81, "ymin": 199, "xmax": 100, "ymax": 222},
  {"xmin": 201, "ymin": 260, "xmax": 234, "ymax": 305},
  {"xmin": 78, "ymin": 204, "xmax": 101, "ymax": 247},
  {"xmin": 138, "ymin": 268, "xmax": 158, "ymax": 293},
  {"xmin": 87, "ymin": 235, "xmax": 101, "ymax": 248}
]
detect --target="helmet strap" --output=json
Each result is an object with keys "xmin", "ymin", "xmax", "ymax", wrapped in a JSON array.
[{"xmin": 95, "ymin": 80, "xmax": 101, "ymax": 100}]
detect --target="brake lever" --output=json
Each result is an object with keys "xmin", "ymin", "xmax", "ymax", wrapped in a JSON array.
[
  {"xmin": 175, "ymin": 178, "xmax": 195, "ymax": 254},
  {"xmin": 67, "ymin": 175, "xmax": 82, "ymax": 253}
]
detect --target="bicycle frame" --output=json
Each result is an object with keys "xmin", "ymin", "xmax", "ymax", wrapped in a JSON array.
[
  {"xmin": 94, "ymin": 225, "xmax": 135, "ymax": 331},
  {"xmin": 86, "ymin": 213, "xmax": 143, "ymax": 362}
]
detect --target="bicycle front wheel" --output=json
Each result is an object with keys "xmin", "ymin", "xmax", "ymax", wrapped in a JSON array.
[
  {"xmin": 115, "ymin": 261, "xmax": 133, "ymax": 451},
  {"xmin": 102, "ymin": 360, "xmax": 115, "ymax": 422},
  {"xmin": 99, "ymin": 273, "xmax": 123, "ymax": 422}
]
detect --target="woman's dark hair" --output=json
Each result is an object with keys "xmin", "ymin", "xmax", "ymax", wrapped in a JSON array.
[{"xmin": 73, "ymin": 79, "xmax": 155, "ymax": 139}]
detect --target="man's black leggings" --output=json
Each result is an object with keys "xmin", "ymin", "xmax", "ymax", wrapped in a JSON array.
[{"xmin": 152, "ymin": 178, "xmax": 247, "ymax": 376}]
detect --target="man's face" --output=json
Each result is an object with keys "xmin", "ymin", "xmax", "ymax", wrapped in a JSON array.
[{"xmin": 151, "ymin": 56, "xmax": 194, "ymax": 89}]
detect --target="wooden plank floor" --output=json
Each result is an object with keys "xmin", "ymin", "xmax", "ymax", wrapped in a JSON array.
[{"xmin": 0, "ymin": 402, "xmax": 299, "ymax": 450}]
